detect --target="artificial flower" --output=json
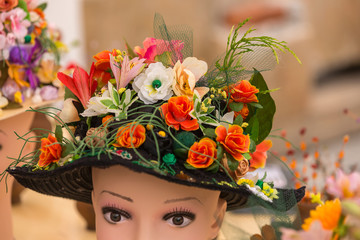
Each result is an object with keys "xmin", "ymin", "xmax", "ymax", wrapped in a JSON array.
[
  {"xmin": 111, "ymin": 54, "xmax": 145, "ymax": 90},
  {"xmin": 233, "ymin": 103, "xmax": 249, "ymax": 120},
  {"xmin": 1, "ymin": 78, "xmax": 22, "ymax": 101},
  {"xmin": 7, "ymin": 62, "xmax": 28, "ymax": 87},
  {"xmin": 1, "ymin": 8, "xmax": 31, "ymax": 40},
  {"xmin": 40, "ymin": 85, "xmax": 58, "ymax": 101},
  {"xmin": 92, "ymin": 50, "xmax": 112, "ymax": 88},
  {"xmin": 187, "ymin": 138, "xmax": 217, "ymax": 168},
  {"xmin": 0, "ymin": 92, "xmax": 9, "ymax": 108},
  {"xmin": 85, "ymin": 127, "xmax": 108, "ymax": 148},
  {"xmin": 261, "ymin": 182, "xmax": 279, "ymax": 200},
  {"xmin": 37, "ymin": 59, "xmax": 61, "ymax": 84},
  {"xmin": 249, "ymin": 139, "xmax": 272, "ymax": 170},
  {"xmin": 326, "ymin": 169, "xmax": 360, "ymax": 203},
  {"xmin": 134, "ymin": 37, "xmax": 184, "ymax": 63},
  {"xmin": 57, "ymin": 64, "xmax": 98, "ymax": 108},
  {"xmin": 38, "ymin": 134, "xmax": 62, "ymax": 167},
  {"xmin": 215, "ymin": 124, "xmax": 250, "ymax": 161},
  {"xmin": 227, "ymin": 80, "xmax": 259, "ymax": 103},
  {"xmin": 172, "ymin": 57, "xmax": 208, "ymax": 99},
  {"xmin": 113, "ymin": 123, "xmax": 146, "ymax": 148},
  {"xmin": 302, "ymin": 199, "xmax": 342, "ymax": 231},
  {"xmin": 0, "ymin": 0, "xmax": 18, "ymax": 11},
  {"xmin": 281, "ymin": 221, "xmax": 333, "ymax": 240},
  {"xmin": 133, "ymin": 62, "xmax": 174, "ymax": 104},
  {"xmin": 160, "ymin": 95, "xmax": 199, "ymax": 131},
  {"xmin": 222, "ymin": 155, "xmax": 250, "ymax": 180}
]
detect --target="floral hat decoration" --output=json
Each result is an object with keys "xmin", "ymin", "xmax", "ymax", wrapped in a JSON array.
[
  {"xmin": 5, "ymin": 14, "xmax": 304, "ymax": 212},
  {"xmin": 0, "ymin": 0, "xmax": 66, "ymax": 113}
]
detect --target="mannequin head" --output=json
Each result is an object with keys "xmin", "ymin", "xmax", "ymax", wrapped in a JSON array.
[{"xmin": 92, "ymin": 165, "xmax": 227, "ymax": 240}]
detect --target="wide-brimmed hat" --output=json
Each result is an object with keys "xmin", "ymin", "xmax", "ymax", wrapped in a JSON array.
[{"xmin": 6, "ymin": 14, "xmax": 304, "ymax": 212}]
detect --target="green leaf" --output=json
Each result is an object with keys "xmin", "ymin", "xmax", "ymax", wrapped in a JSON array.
[
  {"xmin": 184, "ymin": 163, "xmax": 197, "ymax": 170},
  {"xmin": 206, "ymin": 162, "xmax": 219, "ymax": 173},
  {"xmin": 249, "ymin": 139, "xmax": 256, "ymax": 153},
  {"xmin": 229, "ymin": 102, "xmax": 244, "ymax": 112},
  {"xmin": 204, "ymin": 128, "xmax": 216, "ymax": 138},
  {"xmin": 247, "ymin": 71, "xmax": 276, "ymax": 144},
  {"xmin": 200, "ymin": 116, "xmax": 218, "ymax": 125},
  {"xmin": 64, "ymin": 87, "xmax": 78, "ymax": 101},
  {"xmin": 217, "ymin": 145, "xmax": 224, "ymax": 161},
  {"xmin": 125, "ymin": 40, "xmax": 137, "ymax": 58},
  {"xmin": 174, "ymin": 149, "xmax": 188, "ymax": 160},
  {"xmin": 61, "ymin": 144, "xmax": 74, "ymax": 158},
  {"xmin": 248, "ymin": 102, "xmax": 263, "ymax": 109},
  {"xmin": 17, "ymin": 0, "xmax": 30, "ymax": 20},
  {"xmin": 233, "ymin": 114, "xmax": 243, "ymax": 125},
  {"xmin": 112, "ymin": 88, "xmax": 120, "ymax": 105},
  {"xmin": 242, "ymin": 152, "xmax": 251, "ymax": 160},
  {"xmin": 226, "ymin": 153, "xmax": 239, "ymax": 171},
  {"xmin": 249, "ymin": 116, "xmax": 259, "ymax": 143},
  {"xmin": 108, "ymin": 104, "xmax": 118, "ymax": 110},
  {"xmin": 100, "ymin": 99, "xmax": 114, "ymax": 107},
  {"xmin": 37, "ymin": 2, "xmax": 47, "ymax": 11},
  {"xmin": 55, "ymin": 125, "xmax": 63, "ymax": 143}
]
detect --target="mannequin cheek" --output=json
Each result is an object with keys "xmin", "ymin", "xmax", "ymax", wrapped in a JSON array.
[{"xmin": 209, "ymin": 198, "xmax": 227, "ymax": 239}]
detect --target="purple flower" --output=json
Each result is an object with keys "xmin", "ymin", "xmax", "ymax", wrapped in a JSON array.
[
  {"xmin": 1, "ymin": 78, "xmax": 20, "ymax": 101},
  {"xmin": 40, "ymin": 85, "xmax": 58, "ymax": 101}
]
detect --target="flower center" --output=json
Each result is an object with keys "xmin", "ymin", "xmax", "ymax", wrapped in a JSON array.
[{"xmin": 152, "ymin": 79, "xmax": 162, "ymax": 89}]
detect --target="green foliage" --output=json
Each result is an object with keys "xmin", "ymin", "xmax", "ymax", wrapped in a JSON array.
[
  {"xmin": 229, "ymin": 102, "xmax": 244, "ymax": 112},
  {"xmin": 55, "ymin": 125, "xmax": 63, "ymax": 143},
  {"xmin": 37, "ymin": 2, "xmax": 47, "ymax": 11},
  {"xmin": 64, "ymin": 87, "xmax": 78, "ymax": 101},
  {"xmin": 247, "ymin": 71, "xmax": 276, "ymax": 144},
  {"xmin": 226, "ymin": 153, "xmax": 239, "ymax": 171}
]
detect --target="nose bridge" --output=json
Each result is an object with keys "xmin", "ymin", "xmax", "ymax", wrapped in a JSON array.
[{"xmin": 133, "ymin": 217, "xmax": 156, "ymax": 240}]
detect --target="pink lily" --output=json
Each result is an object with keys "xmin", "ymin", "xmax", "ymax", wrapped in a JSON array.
[
  {"xmin": 1, "ymin": 8, "xmax": 30, "ymax": 40},
  {"xmin": 57, "ymin": 64, "xmax": 98, "ymax": 108},
  {"xmin": 326, "ymin": 169, "xmax": 360, "ymax": 202},
  {"xmin": 110, "ymin": 54, "xmax": 146, "ymax": 90},
  {"xmin": 249, "ymin": 139, "xmax": 272, "ymax": 170}
]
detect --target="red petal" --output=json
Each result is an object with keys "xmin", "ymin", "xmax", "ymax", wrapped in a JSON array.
[
  {"xmin": 73, "ymin": 66, "xmax": 90, "ymax": 107},
  {"xmin": 57, "ymin": 72, "xmax": 80, "ymax": 98},
  {"xmin": 215, "ymin": 125, "xmax": 227, "ymax": 142}
]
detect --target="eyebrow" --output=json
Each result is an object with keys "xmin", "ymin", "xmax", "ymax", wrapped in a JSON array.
[
  {"xmin": 164, "ymin": 197, "xmax": 203, "ymax": 205},
  {"xmin": 100, "ymin": 190, "xmax": 133, "ymax": 203}
]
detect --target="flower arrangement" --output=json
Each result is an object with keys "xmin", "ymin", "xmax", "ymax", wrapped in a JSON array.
[
  {"xmin": 7, "ymin": 16, "xmax": 302, "ymax": 205},
  {"xmin": 0, "ymin": 0, "xmax": 66, "ymax": 112},
  {"xmin": 280, "ymin": 169, "xmax": 360, "ymax": 240}
]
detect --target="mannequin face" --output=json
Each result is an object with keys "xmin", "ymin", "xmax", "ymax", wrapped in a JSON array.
[{"xmin": 92, "ymin": 165, "xmax": 227, "ymax": 240}]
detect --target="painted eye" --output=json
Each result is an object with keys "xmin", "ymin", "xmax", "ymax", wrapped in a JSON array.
[
  {"xmin": 102, "ymin": 207, "xmax": 131, "ymax": 224},
  {"xmin": 163, "ymin": 212, "xmax": 195, "ymax": 228}
]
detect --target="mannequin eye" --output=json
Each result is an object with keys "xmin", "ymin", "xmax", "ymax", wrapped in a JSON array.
[
  {"xmin": 163, "ymin": 211, "xmax": 195, "ymax": 228},
  {"xmin": 102, "ymin": 207, "xmax": 131, "ymax": 224}
]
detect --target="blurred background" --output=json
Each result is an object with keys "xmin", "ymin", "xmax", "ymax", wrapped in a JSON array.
[{"xmin": 11, "ymin": 0, "xmax": 360, "ymax": 239}]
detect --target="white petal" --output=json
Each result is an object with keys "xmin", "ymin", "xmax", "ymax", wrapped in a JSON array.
[{"xmin": 182, "ymin": 57, "xmax": 208, "ymax": 81}]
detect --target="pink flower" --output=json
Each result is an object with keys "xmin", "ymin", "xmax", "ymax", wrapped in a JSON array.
[
  {"xmin": 280, "ymin": 221, "xmax": 332, "ymax": 240},
  {"xmin": 109, "ymin": 55, "xmax": 146, "ymax": 90},
  {"xmin": 134, "ymin": 37, "xmax": 184, "ymax": 64},
  {"xmin": 326, "ymin": 169, "xmax": 360, "ymax": 203},
  {"xmin": 1, "ymin": 8, "xmax": 31, "ymax": 41}
]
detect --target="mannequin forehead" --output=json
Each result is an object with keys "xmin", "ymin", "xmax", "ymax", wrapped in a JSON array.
[{"xmin": 92, "ymin": 165, "xmax": 220, "ymax": 203}]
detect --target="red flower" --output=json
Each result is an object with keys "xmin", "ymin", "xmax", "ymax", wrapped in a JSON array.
[
  {"xmin": 227, "ymin": 80, "xmax": 259, "ymax": 103},
  {"xmin": 187, "ymin": 138, "xmax": 217, "ymax": 168},
  {"xmin": 38, "ymin": 134, "xmax": 62, "ymax": 167},
  {"xmin": 215, "ymin": 125, "xmax": 250, "ymax": 161},
  {"xmin": 57, "ymin": 65, "xmax": 98, "ymax": 108},
  {"xmin": 232, "ymin": 102, "xmax": 249, "ymax": 120},
  {"xmin": 249, "ymin": 139, "xmax": 272, "ymax": 170},
  {"xmin": 160, "ymin": 96, "xmax": 199, "ymax": 131}
]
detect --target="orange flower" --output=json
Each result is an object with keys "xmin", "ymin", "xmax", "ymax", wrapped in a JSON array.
[
  {"xmin": 227, "ymin": 80, "xmax": 259, "ymax": 103},
  {"xmin": 113, "ymin": 123, "xmax": 146, "ymax": 148},
  {"xmin": 302, "ymin": 199, "xmax": 342, "ymax": 231},
  {"xmin": 233, "ymin": 103, "xmax": 249, "ymax": 120},
  {"xmin": 0, "ymin": 0, "xmax": 18, "ymax": 11},
  {"xmin": 187, "ymin": 138, "xmax": 217, "ymax": 168},
  {"xmin": 160, "ymin": 96, "xmax": 199, "ymax": 131},
  {"xmin": 38, "ymin": 134, "xmax": 62, "ymax": 167},
  {"xmin": 249, "ymin": 139, "xmax": 272, "ymax": 170},
  {"xmin": 215, "ymin": 125, "xmax": 250, "ymax": 161},
  {"xmin": 92, "ymin": 50, "xmax": 112, "ymax": 88}
]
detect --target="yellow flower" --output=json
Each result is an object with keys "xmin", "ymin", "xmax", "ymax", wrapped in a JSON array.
[
  {"xmin": 237, "ymin": 178, "xmax": 255, "ymax": 187},
  {"xmin": 261, "ymin": 183, "xmax": 279, "ymax": 200},
  {"xmin": 14, "ymin": 91, "xmax": 23, "ymax": 103},
  {"xmin": 302, "ymin": 199, "xmax": 341, "ymax": 231},
  {"xmin": 310, "ymin": 192, "xmax": 324, "ymax": 205}
]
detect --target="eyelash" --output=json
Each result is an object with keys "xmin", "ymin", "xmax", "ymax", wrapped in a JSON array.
[
  {"xmin": 162, "ymin": 207, "xmax": 195, "ymax": 220},
  {"xmin": 102, "ymin": 204, "xmax": 132, "ymax": 224},
  {"xmin": 162, "ymin": 207, "xmax": 196, "ymax": 227}
]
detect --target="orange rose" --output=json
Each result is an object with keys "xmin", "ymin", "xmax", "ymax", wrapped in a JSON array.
[
  {"xmin": 187, "ymin": 138, "xmax": 217, "ymax": 168},
  {"xmin": 38, "ymin": 134, "xmax": 62, "ymax": 167},
  {"xmin": 227, "ymin": 80, "xmax": 259, "ymax": 103},
  {"xmin": 160, "ymin": 96, "xmax": 199, "ymax": 131},
  {"xmin": 233, "ymin": 102, "xmax": 249, "ymax": 120},
  {"xmin": 215, "ymin": 125, "xmax": 250, "ymax": 161},
  {"xmin": 113, "ymin": 123, "xmax": 146, "ymax": 148},
  {"xmin": 0, "ymin": 0, "xmax": 18, "ymax": 11}
]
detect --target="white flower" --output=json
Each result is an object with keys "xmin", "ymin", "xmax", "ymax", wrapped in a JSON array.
[{"xmin": 132, "ymin": 62, "xmax": 174, "ymax": 104}]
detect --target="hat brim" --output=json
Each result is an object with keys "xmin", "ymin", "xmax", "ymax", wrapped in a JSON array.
[{"xmin": 8, "ymin": 149, "xmax": 305, "ymax": 211}]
